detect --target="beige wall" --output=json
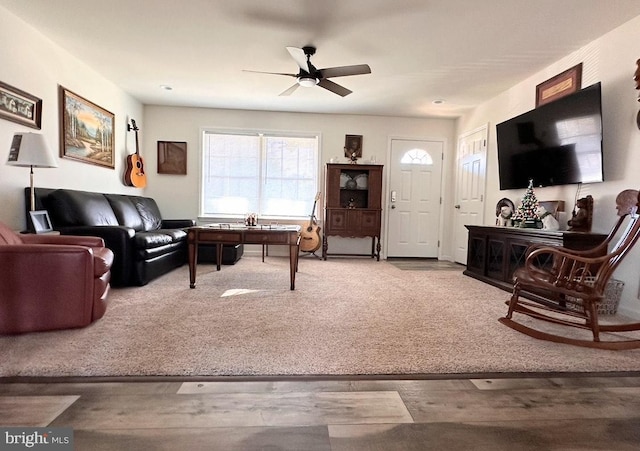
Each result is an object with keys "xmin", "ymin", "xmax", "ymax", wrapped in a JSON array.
[
  {"xmin": 457, "ymin": 15, "xmax": 640, "ymax": 316},
  {"xmin": 142, "ymin": 106, "xmax": 456, "ymax": 257},
  {"xmin": 0, "ymin": 7, "xmax": 143, "ymax": 230}
]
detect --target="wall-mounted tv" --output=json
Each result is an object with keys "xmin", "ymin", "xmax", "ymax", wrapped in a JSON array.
[{"xmin": 496, "ymin": 82, "xmax": 604, "ymax": 190}]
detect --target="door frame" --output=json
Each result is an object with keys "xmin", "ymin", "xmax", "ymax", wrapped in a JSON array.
[{"xmin": 384, "ymin": 135, "xmax": 448, "ymax": 260}]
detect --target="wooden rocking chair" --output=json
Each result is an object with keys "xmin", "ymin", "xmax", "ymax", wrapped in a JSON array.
[{"xmin": 499, "ymin": 189, "xmax": 640, "ymax": 350}]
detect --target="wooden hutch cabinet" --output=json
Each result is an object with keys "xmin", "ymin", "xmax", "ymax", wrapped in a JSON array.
[{"xmin": 323, "ymin": 163, "xmax": 383, "ymax": 260}]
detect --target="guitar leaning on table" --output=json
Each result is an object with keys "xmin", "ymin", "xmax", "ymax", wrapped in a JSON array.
[
  {"xmin": 300, "ymin": 192, "xmax": 322, "ymax": 253},
  {"xmin": 124, "ymin": 119, "xmax": 147, "ymax": 188}
]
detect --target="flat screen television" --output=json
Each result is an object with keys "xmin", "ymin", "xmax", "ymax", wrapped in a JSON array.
[{"xmin": 496, "ymin": 82, "xmax": 604, "ymax": 190}]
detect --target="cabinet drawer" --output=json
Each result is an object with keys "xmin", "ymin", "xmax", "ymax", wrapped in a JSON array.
[
  {"xmin": 195, "ymin": 231, "xmax": 243, "ymax": 242},
  {"xmin": 244, "ymin": 231, "xmax": 297, "ymax": 244}
]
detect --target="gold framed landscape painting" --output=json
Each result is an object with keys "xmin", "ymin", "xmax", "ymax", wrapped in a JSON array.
[
  {"xmin": 0, "ymin": 81, "xmax": 42, "ymax": 129},
  {"xmin": 59, "ymin": 86, "xmax": 115, "ymax": 168}
]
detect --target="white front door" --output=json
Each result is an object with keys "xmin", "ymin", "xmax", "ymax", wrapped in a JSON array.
[
  {"xmin": 453, "ymin": 125, "xmax": 487, "ymax": 264},
  {"xmin": 387, "ymin": 139, "xmax": 443, "ymax": 258}
]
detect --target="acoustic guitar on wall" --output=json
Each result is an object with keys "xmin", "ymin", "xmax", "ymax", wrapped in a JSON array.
[
  {"xmin": 124, "ymin": 119, "xmax": 147, "ymax": 188},
  {"xmin": 300, "ymin": 192, "xmax": 322, "ymax": 253}
]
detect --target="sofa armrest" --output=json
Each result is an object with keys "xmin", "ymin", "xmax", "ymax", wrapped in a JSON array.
[
  {"xmin": 21, "ymin": 234, "xmax": 105, "ymax": 248},
  {"xmin": 162, "ymin": 219, "xmax": 196, "ymax": 228}
]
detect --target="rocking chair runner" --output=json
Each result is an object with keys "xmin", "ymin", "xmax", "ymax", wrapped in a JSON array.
[{"xmin": 500, "ymin": 189, "xmax": 640, "ymax": 349}]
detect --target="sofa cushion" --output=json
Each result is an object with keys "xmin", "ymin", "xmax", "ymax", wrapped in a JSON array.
[
  {"xmin": 48, "ymin": 189, "xmax": 119, "ymax": 227},
  {"xmin": 105, "ymin": 194, "xmax": 144, "ymax": 231},
  {"xmin": 131, "ymin": 196, "xmax": 163, "ymax": 231},
  {"xmin": 134, "ymin": 231, "xmax": 174, "ymax": 249},
  {"xmin": 157, "ymin": 228, "xmax": 188, "ymax": 241}
]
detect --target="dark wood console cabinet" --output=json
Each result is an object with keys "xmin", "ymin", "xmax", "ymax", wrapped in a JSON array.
[
  {"xmin": 463, "ymin": 225, "xmax": 607, "ymax": 293},
  {"xmin": 323, "ymin": 163, "xmax": 383, "ymax": 260}
]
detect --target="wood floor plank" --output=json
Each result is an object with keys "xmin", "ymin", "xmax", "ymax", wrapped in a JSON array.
[
  {"xmin": 0, "ymin": 382, "xmax": 181, "ymax": 396},
  {"xmin": 177, "ymin": 380, "xmax": 354, "ymax": 394},
  {"xmin": 329, "ymin": 417, "xmax": 640, "ymax": 451},
  {"xmin": 0, "ymin": 395, "xmax": 79, "ymax": 426},
  {"xmin": 177, "ymin": 379, "xmax": 474, "ymax": 395},
  {"xmin": 471, "ymin": 376, "xmax": 640, "ymax": 391},
  {"xmin": 401, "ymin": 387, "xmax": 640, "ymax": 423},
  {"xmin": 73, "ymin": 426, "xmax": 331, "ymax": 451},
  {"xmin": 49, "ymin": 391, "xmax": 414, "ymax": 429}
]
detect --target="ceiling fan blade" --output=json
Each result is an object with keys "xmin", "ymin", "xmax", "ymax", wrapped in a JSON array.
[
  {"xmin": 320, "ymin": 64, "xmax": 371, "ymax": 78},
  {"xmin": 243, "ymin": 69, "xmax": 297, "ymax": 77},
  {"xmin": 318, "ymin": 79, "xmax": 352, "ymax": 97},
  {"xmin": 279, "ymin": 83, "xmax": 300, "ymax": 96},
  {"xmin": 286, "ymin": 46, "xmax": 310, "ymax": 72}
]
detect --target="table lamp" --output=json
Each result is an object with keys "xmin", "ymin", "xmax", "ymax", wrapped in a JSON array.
[{"xmin": 6, "ymin": 132, "xmax": 58, "ymax": 211}]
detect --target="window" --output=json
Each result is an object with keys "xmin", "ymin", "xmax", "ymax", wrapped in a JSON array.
[
  {"xmin": 201, "ymin": 130, "xmax": 319, "ymax": 219},
  {"xmin": 400, "ymin": 148, "xmax": 433, "ymax": 165}
]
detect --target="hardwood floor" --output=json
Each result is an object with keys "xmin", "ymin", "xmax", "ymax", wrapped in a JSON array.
[{"xmin": 2, "ymin": 374, "xmax": 640, "ymax": 450}]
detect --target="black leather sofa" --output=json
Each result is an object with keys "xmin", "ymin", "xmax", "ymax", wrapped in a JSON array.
[{"xmin": 28, "ymin": 187, "xmax": 195, "ymax": 287}]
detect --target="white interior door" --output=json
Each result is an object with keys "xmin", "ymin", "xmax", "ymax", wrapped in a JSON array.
[
  {"xmin": 453, "ymin": 125, "xmax": 487, "ymax": 264},
  {"xmin": 387, "ymin": 139, "xmax": 443, "ymax": 258}
]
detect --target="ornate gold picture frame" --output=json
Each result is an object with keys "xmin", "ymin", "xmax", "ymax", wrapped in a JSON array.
[{"xmin": 59, "ymin": 86, "xmax": 115, "ymax": 168}]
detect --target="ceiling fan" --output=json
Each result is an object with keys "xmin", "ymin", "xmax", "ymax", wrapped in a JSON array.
[{"xmin": 245, "ymin": 46, "xmax": 371, "ymax": 97}]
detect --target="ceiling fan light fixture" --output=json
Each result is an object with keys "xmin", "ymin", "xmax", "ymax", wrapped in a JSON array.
[{"xmin": 297, "ymin": 76, "xmax": 319, "ymax": 88}]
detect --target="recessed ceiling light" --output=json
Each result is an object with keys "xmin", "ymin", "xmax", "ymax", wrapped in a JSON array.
[
  {"xmin": 160, "ymin": 85, "xmax": 173, "ymax": 91},
  {"xmin": 432, "ymin": 99, "xmax": 445, "ymax": 105}
]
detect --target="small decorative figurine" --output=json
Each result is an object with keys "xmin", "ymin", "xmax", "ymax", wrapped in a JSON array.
[
  {"xmin": 496, "ymin": 205, "xmax": 513, "ymax": 227},
  {"xmin": 245, "ymin": 213, "xmax": 257, "ymax": 226},
  {"xmin": 536, "ymin": 205, "xmax": 560, "ymax": 230},
  {"xmin": 567, "ymin": 195, "xmax": 593, "ymax": 232},
  {"xmin": 495, "ymin": 197, "xmax": 515, "ymax": 227}
]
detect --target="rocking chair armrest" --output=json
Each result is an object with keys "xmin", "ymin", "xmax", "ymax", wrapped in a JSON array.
[
  {"xmin": 525, "ymin": 242, "xmax": 605, "ymax": 259},
  {"xmin": 524, "ymin": 246, "xmax": 612, "ymax": 288},
  {"xmin": 525, "ymin": 246, "xmax": 610, "ymax": 267}
]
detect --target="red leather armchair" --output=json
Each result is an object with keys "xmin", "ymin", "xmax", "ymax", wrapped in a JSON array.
[{"xmin": 0, "ymin": 221, "xmax": 114, "ymax": 334}]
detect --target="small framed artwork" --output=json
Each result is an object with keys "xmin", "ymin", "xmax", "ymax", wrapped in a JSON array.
[
  {"xmin": 344, "ymin": 134, "xmax": 363, "ymax": 160},
  {"xmin": 0, "ymin": 81, "xmax": 42, "ymax": 129},
  {"xmin": 29, "ymin": 210, "xmax": 53, "ymax": 234},
  {"xmin": 59, "ymin": 86, "xmax": 115, "ymax": 168},
  {"xmin": 157, "ymin": 141, "xmax": 187, "ymax": 175},
  {"xmin": 536, "ymin": 63, "xmax": 582, "ymax": 107}
]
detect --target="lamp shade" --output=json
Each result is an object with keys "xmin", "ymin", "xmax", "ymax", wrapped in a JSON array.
[{"xmin": 7, "ymin": 132, "xmax": 58, "ymax": 168}]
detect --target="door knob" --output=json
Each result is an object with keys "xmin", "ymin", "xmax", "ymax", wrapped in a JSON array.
[
  {"xmin": 391, "ymin": 205, "xmax": 396, "ymax": 209},
  {"xmin": 454, "ymin": 204, "xmax": 461, "ymax": 209}
]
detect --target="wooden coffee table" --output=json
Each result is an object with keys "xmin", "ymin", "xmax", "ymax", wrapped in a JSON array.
[{"xmin": 187, "ymin": 224, "xmax": 301, "ymax": 290}]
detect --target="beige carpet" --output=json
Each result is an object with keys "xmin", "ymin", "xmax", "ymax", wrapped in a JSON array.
[{"xmin": 2, "ymin": 257, "xmax": 640, "ymax": 377}]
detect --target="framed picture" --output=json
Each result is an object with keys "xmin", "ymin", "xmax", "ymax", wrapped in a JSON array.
[
  {"xmin": 0, "ymin": 81, "xmax": 42, "ymax": 129},
  {"xmin": 157, "ymin": 141, "xmax": 187, "ymax": 174},
  {"xmin": 344, "ymin": 134, "xmax": 363, "ymax": 159},
  {"xmin": 29, "ymin": 210, "xmax": 53, "ymax": 234},
  {"xmin": 536, "ymin": 63, "xmax": 582, "ymax": 107},
  {"xmin": 59, "ymin": 86, "xmax": 115, "ymax": 168}
]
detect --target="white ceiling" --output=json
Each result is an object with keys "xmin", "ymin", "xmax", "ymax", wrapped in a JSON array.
[{"xmin": 3, "ymin": 0, "xmax": 640, "ymax": 118}]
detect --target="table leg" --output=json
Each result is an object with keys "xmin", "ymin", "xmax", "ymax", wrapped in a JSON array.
[
  {"xmin": 289, "ymin": 239, "xmax": 300, "ymax": 290},
  {"xmin": 216, "ymin": 243, "xmax": 223, "ymax": 271},
  {"xmin": 188, "ymin": 234, "xmax": 197, "ymax": 289}
]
